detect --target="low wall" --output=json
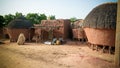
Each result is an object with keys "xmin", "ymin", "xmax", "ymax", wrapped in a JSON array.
[
  {"xmin": 41, "ymin": 19, "xmax": 71, "ymax": 39},
  {"xmin": 72, "ymin": 28, "xmax": 86, "ymax": 39}
]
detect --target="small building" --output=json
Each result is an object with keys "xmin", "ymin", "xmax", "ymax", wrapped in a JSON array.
[
  {"xmin": 34, "ymin": 19, "xmax": 71, "ymax": 41},
  {"xmin": 72, "ymin": 19, "xmax": 86, "ymax": 41},
  {"xmin": 83, "ymin": 2, "xmax": 117, "ymax": 52},
  {"xmin": 7, "ymin": 16, "xmax": 34, "ymax": 42}
]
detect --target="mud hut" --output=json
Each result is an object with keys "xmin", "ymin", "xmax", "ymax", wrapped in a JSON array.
[
  {"xmin": 83, "ymin": 2, "xmax": 117, "ymax": 52},
  {"xmin": 72, "ymin": 19, "xmax": 86, "ymax": 41},
  {"xmin": 7, "ymin": 16, "xmax": 34, "ymax": 42},
  {"xmin": 34, "ymin": 19, "xmax": 71, "ymax": 41}
]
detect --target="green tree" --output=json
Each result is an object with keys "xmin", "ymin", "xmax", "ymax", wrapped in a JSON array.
[
  {"xmin": 15, "ymin": 12, "xmax": 23, "ymax": 18},
  {"xmin": 0, "ymin": 15, "xmax": 5, "ymax": 28},
  {"xmin": 39, "ymin": 14, "xmax": 47, "ymax": 23},
  {"xmin": 4, "ymin": 14, "xmax": 15, "ymax": 26},
  {"xmin": 26, "ymin": 13, "xmax": 47, "ymax": 24},
  {"xmin": 70, "ymin": 17, "xmax": 77, "ymax": 23},
  {"xmin": 26, "ymin": 13, "xmax": 40, "ymax": 24},
  {"xmin": 48, "ymin": 15, "xmax": 56, "ymax": 20}
]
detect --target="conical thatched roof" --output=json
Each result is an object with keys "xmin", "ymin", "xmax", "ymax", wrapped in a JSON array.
[
  {"xmin": 7, "ymin": 16, "xmax": 33, "ymax": 29},
  {"xmin": 83, "ymin": 2, "xmax": 117, "ymax": 29}
]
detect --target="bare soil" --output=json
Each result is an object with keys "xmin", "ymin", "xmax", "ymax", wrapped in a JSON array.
[{"xmin": 0, "ymin": 40, "xmax": 116, "ymax": 68}]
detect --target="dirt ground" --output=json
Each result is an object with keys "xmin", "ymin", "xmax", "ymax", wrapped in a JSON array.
[{"xmin": 0, "ymin": 40, "xmax": 116, "ymax": 68}]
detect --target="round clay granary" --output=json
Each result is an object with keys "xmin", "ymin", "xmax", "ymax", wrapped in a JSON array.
[
  {"xmin": 7, "ymin": 16, "xmax": 34, "ymax": 42},
  {"xmin": 83, "ymin": 2, "xmax": 117, "ymax": 46}
]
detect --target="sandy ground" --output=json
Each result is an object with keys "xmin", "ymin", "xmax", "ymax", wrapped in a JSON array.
[{"xmin": 0, "ymin": 40, "xmax": 116, "ymax": 68}]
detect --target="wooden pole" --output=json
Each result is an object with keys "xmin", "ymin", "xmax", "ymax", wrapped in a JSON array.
[{"xmin": 115, "ymin": 0, "xmax": 120, "ymax": 67}]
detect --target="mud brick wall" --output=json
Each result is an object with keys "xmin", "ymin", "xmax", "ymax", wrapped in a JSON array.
[
  {"xmin": 7, "ymin": 28, "xmax": 34, "ymax": 42},
  {"xmin": 41, "ymin": 19, "xmax": 71, "ymax": 39},
  {"xmin": 72, "ymin": 28, "xmax": 86, "ymax": 40},
  {"xmin": 34, "ymin": 28, "xmax": 48, "ymax": 41},
  {"xmin": 84, "ymin": 28, "xmax": 115, "ymax": 46}
]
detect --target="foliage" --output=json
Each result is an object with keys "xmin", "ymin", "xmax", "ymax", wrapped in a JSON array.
[
  {"xmin": 39, "ymin": 14, "xmax": 47, "ymax": 23},
  {"xmin": 3, "ymin": 12, "xmax": 23, "ymax": 27},
  {"xmin": 15, "ymin": 12, "xmax": 23, "ymax": 18},
  {"xmin": 48, "ymin": 15, "xmax": 56, "ymax": 20},
  {"xmin": 0, "ymin": 15, "xmax": 5, "ymax": 28},
  {"xmin": 70, "ymin": 17, "xmax": 77, "ymax": 23},
  {"xmin": 4, "ymin": 14, "xmax": 15, "ymax": 27},
  {"xmin": 26, "ymin": 13, "xmax": 47, "ymax": 24},
  {"xmin": 0, "ymin": 12, "xmax": 54, "ymax": 27},
  {"xmin": 26, "ymin": 13, "xmax": 38, "ymax": 24}
]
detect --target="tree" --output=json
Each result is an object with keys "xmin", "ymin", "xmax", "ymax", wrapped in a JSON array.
[
  {"xmin": 26, "ymin": 13, "xmax": 39, "ymax": 24},
  {"xmin": 15, "ymin": 12, "xmax": 23, "ymax": 18},
  {"xmin": 39, "ymin": 14, "xmax": 47, "ymax": 23},
  {"xmin": 26, "ymin": 13, "xmax": 47, "ymax": 24},
  {"xmin": 0, "ymin": 15, "xmax": 5, "ymax": 28},
  {"xmin": 70, "ymin": 17, "xmax": 77, "ymax": 23},
  {"xmin": 4, "ymin": 14, "xmax": 15, "ymax": 26},
  {"xmin": 48, "ymin": 15, "xmax": 56, "ymax": 20}
]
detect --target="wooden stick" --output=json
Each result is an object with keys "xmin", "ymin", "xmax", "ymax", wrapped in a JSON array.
[
  {"xmin": 95, "ymin": 45, "xmax": 98, "ymax": 51},
  {"xmin": 102, "ymin": 46, "xmax": 106, "ymax": 53},
  {"xmin": 109, "ymin": 46, "xmax": 112, "ymax": 54},
  {"xmin": 91, "ymin": 44, "xmax": 94, "ymax": 50}
]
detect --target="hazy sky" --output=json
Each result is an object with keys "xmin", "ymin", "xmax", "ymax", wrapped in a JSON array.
[{"xmin": 0, "ymin": 0, "xmax": 117, "ymax": 19}]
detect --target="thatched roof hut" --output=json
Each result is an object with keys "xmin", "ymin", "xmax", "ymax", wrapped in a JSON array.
[
  {"xmin": 83, "ymin": 2, "xmax": 117, "ymax": 29},
  {"xmin": 83, "ymin": 2, "xmax": 117, "ymax": 46},
  {"xmin": 7, "ymin": 16, "xmax": 34, "ymax": 42}
]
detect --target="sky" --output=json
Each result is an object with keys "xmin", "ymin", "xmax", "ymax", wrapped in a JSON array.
[{"xmin": 0, "ymin": 0, "xmax": 117, "ymax": 19}]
